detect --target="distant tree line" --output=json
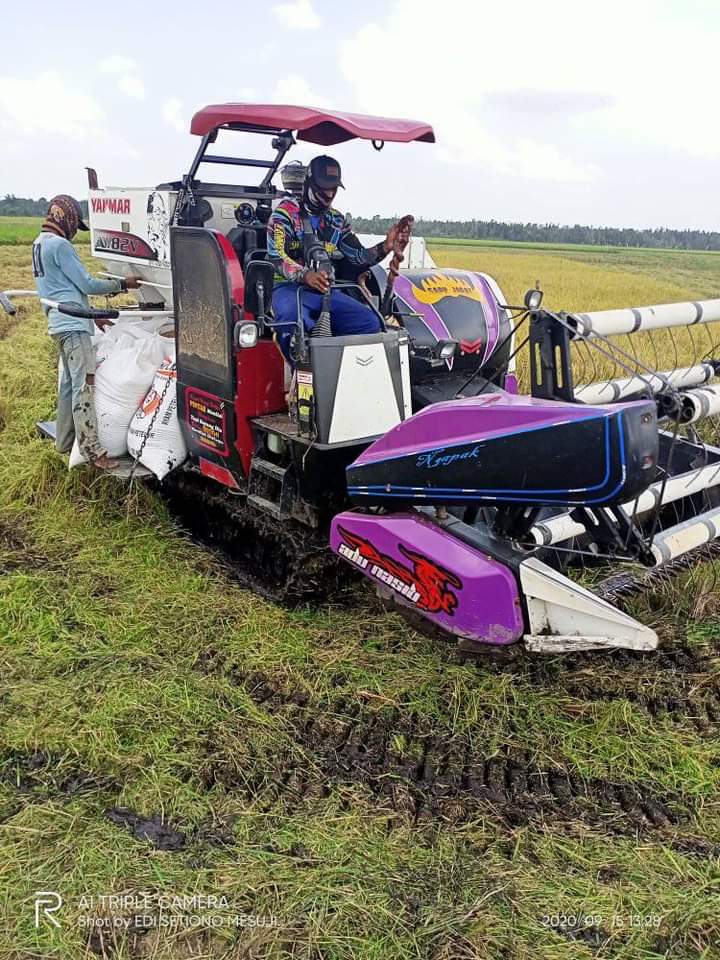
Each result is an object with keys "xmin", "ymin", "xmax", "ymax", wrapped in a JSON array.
[
  {"xmin": 3, "ymin": 194, "xmax": 719, "ymax": 250},
  {"xmin": 1, "ymin": 195, "xmax": 88, "ymax": 217},
  {"xmin": 351, "ymin": 214, "xmax": 720, "ymax": 251}
]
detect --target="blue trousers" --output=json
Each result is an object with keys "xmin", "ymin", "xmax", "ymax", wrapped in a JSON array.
[
  {"xmin": 51, "ymin": 331, "xmax": 103, "ymax": 460},
  {"xmin": 272, "ymin": 285, "xmax": 381, "ymax": 359}
]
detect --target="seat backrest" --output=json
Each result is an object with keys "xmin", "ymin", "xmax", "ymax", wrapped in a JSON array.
[
  {"xmin": 226, "ymin": 227, "xmax": 257, "ymax": 268},
  {"xmin": 244, "ymin": 248, "xmax": 268, "ymax": 270},
  {"xmin": 178, "ymin": 198, "xmax": 214, "ymax": 228}
]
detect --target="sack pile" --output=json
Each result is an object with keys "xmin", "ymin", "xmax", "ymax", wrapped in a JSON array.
[{"xmin": 70, "ymin": 318, "xmax": 187, "ymax": 479}]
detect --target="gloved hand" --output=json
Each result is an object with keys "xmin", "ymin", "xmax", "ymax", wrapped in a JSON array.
[{"xmin": 384, "ymin": 215, "xmax": 414, "ymax": 255}]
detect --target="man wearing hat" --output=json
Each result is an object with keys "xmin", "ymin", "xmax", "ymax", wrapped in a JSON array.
[
  {"xmin": 268, "ymin": 155, "xmax": 410, "ymax": 357},
  {"xmin": 32, "ymin": 195, "xmax": 140, "ymax": 470}
]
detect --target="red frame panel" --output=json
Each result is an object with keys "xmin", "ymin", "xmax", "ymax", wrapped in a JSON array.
[
  {"xmin": 214, "ymin": 230, "xmax": 286, "ymax": 477},
  {"xmin": 234, "ymin": 342, "xmax": 286, "ymax": 475}
]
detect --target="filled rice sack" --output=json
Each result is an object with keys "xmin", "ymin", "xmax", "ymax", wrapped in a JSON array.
[{"xmin": 127, "ymin": 361, "xmax": 186, "ymax": 479}]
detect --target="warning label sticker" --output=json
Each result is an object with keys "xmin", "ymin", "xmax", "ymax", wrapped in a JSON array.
[{"xmin": 186, "ymin": 391, "xmax": 228, "ymax": 454}]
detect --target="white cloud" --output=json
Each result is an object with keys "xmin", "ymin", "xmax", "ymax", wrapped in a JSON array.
[
  {"xmin": 0, "ymin": 71, "xmax": 106, "ymax": 138},
  {"xmin": 117, "ymin": 74, "xmax": 145, "ymax": 100},
  {"xmin": 98, "ymin": 54, "xmax": 138, "ymax": 74},
  {"xmin": 272, "ymin": 0, "xmax": 320, "ymax": 30},
  {"xmin": 339, "ymin": 0, "xmax": 720, "ymax": 187},
  {"xmin": 237, "ymin": 86, "xmax": 257, "ymax": 101},
  {"xmin": 272, "ymin": 72, "xmax": 331, "ymax": 108},
  {"xmin": 98, "ymin": 54, "xmax": 145, "ymax": 101},
  {"xmin": 340, "ymin": 12, "xmax": 604, "ymax": 186},
  {"xmin": 162, "ymin": 97, "xmax": 186, "ymax": 133}
]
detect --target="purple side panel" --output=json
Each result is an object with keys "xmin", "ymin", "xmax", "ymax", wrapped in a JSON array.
[
  {"xmin": 330, "ymin": 511, "xmax": 524, "ymax": 646},
  {"xmin": 352, "ymin": 392, "xmax": 642, "ymax": 467}
]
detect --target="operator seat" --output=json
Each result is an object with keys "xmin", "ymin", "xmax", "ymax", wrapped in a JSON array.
[{"xmin": 227, "ymin": 224, "xmax": 268, "ymax": 270}]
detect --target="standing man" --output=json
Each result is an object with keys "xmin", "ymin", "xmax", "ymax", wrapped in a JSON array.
[
  {"xmin": 32, "ymin": 195, "xmax": 140, "ymax": 469},
  {"xmin": 267, "ymin": 155, "xmax": 411, "ymax": 358}
]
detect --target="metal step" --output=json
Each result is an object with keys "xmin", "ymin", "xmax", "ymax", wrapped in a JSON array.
[
  {"xmin": 251, "ymin": 458, "xmax": 287, "ymax": 482},
  {"xmin": 37, "ymin": 420, "xmax": 57, "ymax": 441},
  {"xmin": 246, "ymin": 493, "xmax": 283, "ymax": 520}
]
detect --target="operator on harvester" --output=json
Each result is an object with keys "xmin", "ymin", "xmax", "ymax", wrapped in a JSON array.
[
  {"xmin": 267, "ymin": 155, "xmax": 411, "ymax": 358},
  {"xmin": 31, "ymin": 195, "xmax": 141, "ymax": 470}
]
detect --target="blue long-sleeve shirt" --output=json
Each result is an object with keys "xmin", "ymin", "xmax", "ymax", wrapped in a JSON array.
[{"xmin": 32, "ymin": 231, "xmax": 122, "ymax": 335}]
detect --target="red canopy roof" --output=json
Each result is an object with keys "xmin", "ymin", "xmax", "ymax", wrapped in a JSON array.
[{"xmin": 190, "ymin": 104, "xmax": 435, "ymax": 145}]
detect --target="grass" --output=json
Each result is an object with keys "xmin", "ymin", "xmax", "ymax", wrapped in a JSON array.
[
  {"xmin": 0, "ymin": 218, "xmax": 89, "ymax": 246},
  {"xmin": 1, "ymin": 243, "xmax": 720, "ymax": 958}
]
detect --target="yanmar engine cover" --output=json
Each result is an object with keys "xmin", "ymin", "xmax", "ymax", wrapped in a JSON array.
[{"xmin": 346, "ymin": 392, "xmax": 657, "ymax": 508}]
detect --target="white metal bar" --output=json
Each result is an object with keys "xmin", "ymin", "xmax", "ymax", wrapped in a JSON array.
[
  {"xmin": 1, "ymin": 289, "xmax": 171, "ymax": 320},
  {"xmin": 99, "ymin": 271, "xmax": 172, "ymax": 291},
  {"xmin": 571, "ymin": 299, "xmax": 720, "ymax": 339},
  {"xmin": 575, "ymin": 364, "xmax": 715, "ymax": 404},
  {"xmin": 650, "ymin": 506, "xmax": 720, "ymax": 565},
  {"xmin": 530, "ymin": 462, "xmax": 720, "ymax": 546},
  {"xmin": 113, "ymin": 310, "xmax": 173, "ymax": 319}
]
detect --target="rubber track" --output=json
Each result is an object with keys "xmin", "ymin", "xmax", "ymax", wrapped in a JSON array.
[
  {"xmin": 202, "ymin": 673, "xmax": 685, "ymax": 832},
  {"xmin": 157, "ymin": 469, "xmax": 349, "ymax": 605}
]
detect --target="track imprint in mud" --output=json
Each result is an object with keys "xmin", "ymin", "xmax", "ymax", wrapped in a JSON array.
[
  {"xmin": 0, "ymin": 750, "xmax": 117, "ymax": 798},
  {"xmin": 202, "ymin": 672, "xmax": 686, "ymax": 833},
  {"xmin": 0, "ymin": 519, "xmax": 51, "ymax": 574},
  {"xmin": 106, "ymin": 807, "xmax": 186, "ymax": 851},
  {"xmin": 510, "ymin": 646, "xmax": 720, "ymax": 735}
]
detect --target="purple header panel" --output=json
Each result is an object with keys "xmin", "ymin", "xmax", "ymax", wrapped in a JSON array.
[
  {"xmin": 353, "ymin": 392, "xmax": 637, "ymax": 467},
  {"xmin": 330, "ymin": 511, "xmax": 524, "ymax": 646}
]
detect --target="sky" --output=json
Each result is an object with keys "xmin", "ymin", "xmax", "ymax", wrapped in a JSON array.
[{"xmin": 2, "ymin": 0, "xmax": 720, "ymax": 230}]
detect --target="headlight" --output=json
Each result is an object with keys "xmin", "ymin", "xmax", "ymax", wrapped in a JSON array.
[
  {"xmin": 236, "ymin": 322, "xmax": 258, "ymax": 348},
  {"xmin": 437, "ymin": 339, "xmax": 457, "ymax": 360},
  {"xmin": 524, "ymin": 288, "xmax": 544, "ymax": 310}
]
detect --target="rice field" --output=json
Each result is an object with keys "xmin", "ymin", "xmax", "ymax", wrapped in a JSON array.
[
  {"xmin": 0, "ymin": 217, "xmax": 90, "ymax": 246},
  {"xmin": 432, "ymin": 243, "xmax": 720, "ymax": 397},
  {"xmin": 0, "ymin": 240, "xmax": 719, "ymax": 959}
]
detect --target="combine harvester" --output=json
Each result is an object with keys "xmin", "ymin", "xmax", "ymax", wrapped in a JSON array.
[{"xmin": 4, "ymin": 103, "xmax": 720, "ymax": 656}]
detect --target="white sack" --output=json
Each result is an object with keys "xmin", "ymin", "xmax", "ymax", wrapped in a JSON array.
[
  {"xmin": 70, "ymin": 335, "xmax": 167, "ymax": 465},
  {"xmin": 94, "ymin": 316, "xmax": 174, "ymax": 360},
  {"xmin": 127, "ymin": 361, "xmax": 186, "ymax": 479},
  {"xmin": 95, "ymin": 332, "xmax": 135, "ymax": 365}
]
